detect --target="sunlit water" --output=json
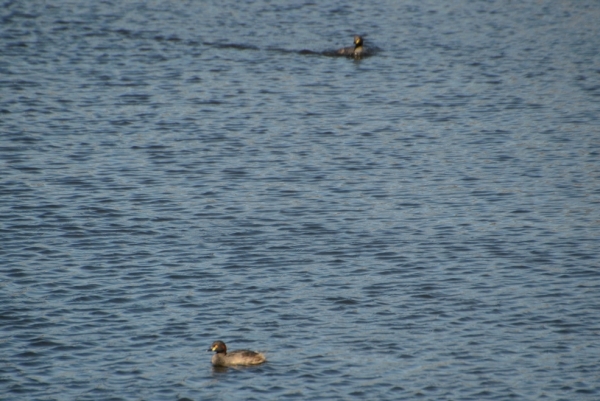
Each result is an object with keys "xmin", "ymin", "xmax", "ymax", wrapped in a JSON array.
[{"xmin": 1, "ymin": 1, "xmax": 599, "ymax": 400}]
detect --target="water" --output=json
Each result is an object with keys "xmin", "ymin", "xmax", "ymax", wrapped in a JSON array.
[{"xmin": 1, "ymin": 0, "xmax": 599, "ymax": 400}]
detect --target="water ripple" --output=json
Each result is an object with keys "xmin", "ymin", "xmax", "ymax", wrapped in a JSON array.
[{"xmin": 2, "ymin": 0, "xmax": 600, "ymax": 400}]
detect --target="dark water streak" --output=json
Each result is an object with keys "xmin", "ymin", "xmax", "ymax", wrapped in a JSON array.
[{"xmin": 1, "ymin": 0, "xmax": 600, "ymax": 400}]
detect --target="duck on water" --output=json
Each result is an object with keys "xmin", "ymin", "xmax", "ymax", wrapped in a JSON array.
[
  {"xmin": 208, "ymin": 341, "xmax": 266, "ymax": 367},
  {"xmin": 336, "ymin": 35, "xmax": 366, "ymax": 58}
]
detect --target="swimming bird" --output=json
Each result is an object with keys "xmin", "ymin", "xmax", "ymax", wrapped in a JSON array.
[
  {"xmin": 208, "ymin": 340, "xmax": 266, "ymax": 367},
  {"xmin": 337, "ymin": 35, "xmax": 365, "ymax": 58}
]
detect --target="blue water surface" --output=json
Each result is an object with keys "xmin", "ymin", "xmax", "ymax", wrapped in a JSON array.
[{"xmin": 1, "ymin": 1, "xmax": 600, "ymax": 400}]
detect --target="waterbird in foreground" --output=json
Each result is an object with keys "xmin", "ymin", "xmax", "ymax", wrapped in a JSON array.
[{"xmin": 208, "ymin": 340, "xmax": 266, "ymax": 367}]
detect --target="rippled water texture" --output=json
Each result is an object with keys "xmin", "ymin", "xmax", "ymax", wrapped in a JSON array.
[{"xmin": 2, "ymin": 0, "xmax": 600, "ymax": 400}]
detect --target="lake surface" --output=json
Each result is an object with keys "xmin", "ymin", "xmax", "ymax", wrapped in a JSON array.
[{"xmin": 1, "ymin": 0, "xmax": 600, "ymax": 400}]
